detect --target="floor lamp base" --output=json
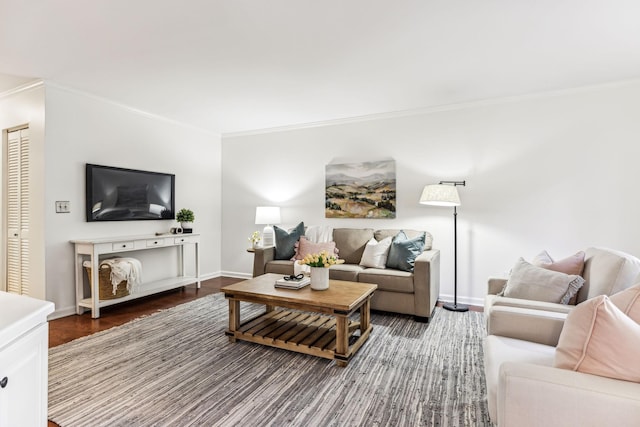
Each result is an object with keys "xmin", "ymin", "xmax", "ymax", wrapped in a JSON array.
[{"xmin": 443, "ymin": 303, "xmax": 469, "ymax": 312}]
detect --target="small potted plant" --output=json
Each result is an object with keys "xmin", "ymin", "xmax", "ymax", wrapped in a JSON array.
[{"xmin": 176, "ymin": 208, "xmax": 195, "ymax": 230}]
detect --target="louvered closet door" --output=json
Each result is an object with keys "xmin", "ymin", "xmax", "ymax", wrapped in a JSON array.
[{"xmin": 6, "ymin": 127, "xmax": 30, "ymax": 295}]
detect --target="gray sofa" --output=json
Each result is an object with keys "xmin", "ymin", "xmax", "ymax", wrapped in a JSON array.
[{"xmin": 252, "ymin": 228, "xmax": 440, "ymax": 321}]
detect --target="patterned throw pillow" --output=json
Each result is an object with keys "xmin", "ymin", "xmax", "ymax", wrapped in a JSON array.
[
  {"xmin": 385, "ymin": 230, "xmax": 426, "ymax": 272},
  {"xmin": 274, "ymin": 222, "xmax": 304, "ymax": 260}
]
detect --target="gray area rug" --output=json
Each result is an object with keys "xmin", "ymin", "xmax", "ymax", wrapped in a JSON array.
[{"xmin": 49, "ymin": 293, "xmax": 491, "ymax": 426}]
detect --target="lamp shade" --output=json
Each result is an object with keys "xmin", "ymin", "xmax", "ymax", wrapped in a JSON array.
[
  {"xmin": 419, "ymin": 184, "xmax": 461, "ymax": 207},
  {"xmin": 255, "ymin": 206, "xmax": 281, "ymax": 225}
]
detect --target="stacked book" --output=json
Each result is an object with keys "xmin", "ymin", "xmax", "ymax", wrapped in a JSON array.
[{"xmin": 274, "ymin": 276, "xmax": 310, "ymax": 289}]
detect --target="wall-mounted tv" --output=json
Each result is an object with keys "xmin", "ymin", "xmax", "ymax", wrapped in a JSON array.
[{"xmin": 86, "ymin": 164, "xmax": 175, "ymax": 222}]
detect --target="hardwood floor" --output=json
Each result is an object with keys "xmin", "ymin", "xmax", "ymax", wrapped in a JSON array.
[{"xmin": 47, "ymin": 276, "xmax": 242, "ymax": 427}]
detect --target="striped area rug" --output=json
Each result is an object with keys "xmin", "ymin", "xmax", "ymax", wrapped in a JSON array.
[{"xmin": 49, "ymin": 293, "xmax": 491, "ymax": 426}]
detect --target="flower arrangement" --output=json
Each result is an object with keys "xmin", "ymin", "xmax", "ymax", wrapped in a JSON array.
[
  {"xmin": 248, "ymin": 231, "xmax": 261, "ymax": 245},
  {"xmin": 297, "ymin": 250, "xmax": 345, "ymax": 268}
]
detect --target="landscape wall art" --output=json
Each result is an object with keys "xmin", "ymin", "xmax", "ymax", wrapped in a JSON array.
[{"xmin": 325, "ymin": 160, "xmax": 396, "ymax": 218}]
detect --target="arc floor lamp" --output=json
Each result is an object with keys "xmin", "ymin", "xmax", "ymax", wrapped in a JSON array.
[{"xmin": 419, "ymin": 180, "xmax": 468, "ymax": 312}]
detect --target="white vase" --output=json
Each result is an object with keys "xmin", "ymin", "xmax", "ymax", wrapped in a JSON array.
[
  {"xmin": 310, "ymin": 267, "xmax": 330, "ymax": 291},
  {"xmin": 181, "ymin": 221, "xmax": 193, "ymax": 230}
]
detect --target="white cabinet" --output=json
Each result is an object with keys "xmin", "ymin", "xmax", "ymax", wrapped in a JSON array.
[
  {"xmin": 0, "ymin": 292, "xmax": 54, "ymax": 427},
  {"xmin": 72, "ymin": 233, "xmax": 201, "ymax": 318}
]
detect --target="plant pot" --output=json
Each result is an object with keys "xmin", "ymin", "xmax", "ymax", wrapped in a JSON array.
[
  {"xmin": 181, "ymin": 222, "xmax": 193, "ymax": 230},
  {"xmin": 310, "ymin": 267, "xmax": 329, "ymax": 291}
]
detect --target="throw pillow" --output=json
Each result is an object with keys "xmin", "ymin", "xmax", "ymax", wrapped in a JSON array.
[
  {"xmin": 274, "ymin": 222, "xmax": 305, "ymax": 260},
  {"xmin": 610, "ymin": 283, "xmax": 640, "ymax": 323},
  {"xmin": 554, "ymin": 295, "xmax": 640, "ymax": 383},
  {"xmin": 359, "ymin": 237, "xmax": 393, "ymax": 269},
  {"xmin": 500, "ymin": 258, "xmax": 585, "ymax": 304},
  {"xmin": 385, "ymin": 230, "xmax": 426, "ymax": 272},
  {"xmin": 292, "ymin": 237, "xmax": 338, "ymax": 261},
  {"xmin": 533, "ymin": 250, "xmax": 586, "ymax": 276}
]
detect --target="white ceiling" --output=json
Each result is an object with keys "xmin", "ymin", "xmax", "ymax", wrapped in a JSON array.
[{"xmin": 2, "ymin": 0, "xmax": 640, "ymax": 135}]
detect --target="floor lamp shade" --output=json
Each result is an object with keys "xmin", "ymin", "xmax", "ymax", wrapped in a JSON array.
[
  {"xmin": 419, "ymin": 182, "xmax": 468, "ymax": 312},
  {"xmin": 255, "ymin": 206, "xmax": 281, "ymax": 247}
]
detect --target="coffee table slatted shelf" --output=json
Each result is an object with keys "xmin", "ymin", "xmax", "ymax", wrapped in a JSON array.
[{"xmin": 222, "ymin": 273, "xmax": 377, "ymax": 366}]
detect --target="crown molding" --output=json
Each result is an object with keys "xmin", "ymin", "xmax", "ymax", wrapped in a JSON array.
[
  {"xmin": 44, "ymin": 81, "xmax": 221, "ymax": 137},
  {"xmin": 223, "ymin": 77, "xmax": 640, "ymax": 138},
  {"xmin": 0, "ymin": 79, "xmax": 44, "ymax": 99}
]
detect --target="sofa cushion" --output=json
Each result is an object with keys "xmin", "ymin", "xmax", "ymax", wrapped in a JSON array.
[
  {"xmin": 359, "ymin": 237, "xmax": 392, "ymax": 269},
  {"xmin": 578, "ymin": 247, "xmax": 640, "ymax": 303},
  {"xmin": 500, "ymin": 258, "xmax": 584, "ymax": 304},
  {"xmin": 374, "ymin": 229, "xmax": 433, "ymax": 251},
  {"xmin": 332, "ymin": 228, "xmax": 374, "ymax": 264},
  {"xmin": 328, "ymin": 264, "xmax": 365, "ymax": 282},
  {"xmin": 386, "ymin": 230, "xmax": 426, "ymax": 272},
  {"xmin": 274, "ymin": 222, "xmax": 305, "ymax": 260},
  {"xmin": 292, "ymin": 237, "xmax": 338, "ymax": 261},
  {"xmin": 359, "ymin": 268, "xmax": 414, "ymax": 293},
  {"xmin": 533, "ymin": 250, "xmax": 586, "ymax": 276},
  {"xmin": 554, "ymin": 295, "xmax": 640, "ymax": 383},
  {"xmin": 610, "ymin": 283, "xmax": 640, "ymax": 323}
]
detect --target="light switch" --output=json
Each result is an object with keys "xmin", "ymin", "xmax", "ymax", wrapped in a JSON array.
[{"xmin": 56, "ymin": 201, "xmax": 70, "ymax": 213}]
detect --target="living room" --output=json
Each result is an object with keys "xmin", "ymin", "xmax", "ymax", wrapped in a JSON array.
[{"xmin": 2, "ymin": 1, "xmax": 640, "ymax": 426}]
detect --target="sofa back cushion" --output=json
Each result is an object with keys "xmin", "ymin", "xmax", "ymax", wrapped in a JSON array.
[
  {"xmin": 578, "ymin": 247, "xmax": 640, "ymax": 303},
  {"xmin": 332, "ymin": 228, "xmax": 374, "ymax": 264},
  {"xmin": 374, "ymin": 229, "xmax": 433, "ymax": 250}
]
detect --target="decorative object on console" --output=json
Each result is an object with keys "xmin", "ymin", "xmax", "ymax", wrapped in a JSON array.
[
  {"xmin": 420, "ymin": 180, "xmax": 467, "ymax": 312},
  {"xmin": 176, "ymin": 208, "xmax": 195, "ymax": 232},
  {"xmin": 296, "ymin": 250, "xmax": 345, "ymax": 290},
  {"xmin": 325, "ymin": 160, "xmax": 396, "ymax": 219},
  {"xmin": 255, "ymin": 206, "xmax": 281, "ymax": 247}
]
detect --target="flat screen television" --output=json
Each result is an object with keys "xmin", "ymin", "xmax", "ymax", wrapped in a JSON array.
[{"xmin": 85, "ymin": 164, "xmax": 175, "ymax": 222}]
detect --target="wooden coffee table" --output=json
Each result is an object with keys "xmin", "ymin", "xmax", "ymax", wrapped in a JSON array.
[{"xmin": 221, "ymin": 273, "xmax": 377, "ymax": 367}]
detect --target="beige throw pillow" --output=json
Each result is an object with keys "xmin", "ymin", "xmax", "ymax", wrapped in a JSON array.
[
  {"xmin": 610, "ymin": 283, "xmax": 640, "ymax": 323},
  {"xmin": 501, "ymin": 258, "xmax": 585, "ymax": 304},
  {"xmin": 359, "ymin": 237, "xmax": 392, "ymax": 269},
  {"xmin": 554, "ymin": 295, "xmax": 640, "ymax": 383}
]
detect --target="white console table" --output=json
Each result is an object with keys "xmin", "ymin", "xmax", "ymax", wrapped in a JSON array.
[{"xmin": 72, "ymin": 233, "xmax": 200, "ymax": 318}]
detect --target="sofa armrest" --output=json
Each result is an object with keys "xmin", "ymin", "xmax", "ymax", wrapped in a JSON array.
[
  {"xmin": 252, "ymin": 246, "xmax": 275, "ymax": 277},
  {"xmin": 487, "ymin": 276, "xmax": 507, "ymax": 295},
  {"xmin": 498, "ymin": 362, "xmax": 640, "ymax": 427},
  {"xmin": 413, "ymin": 249, "xmax": 440, "ymax": 318},
  {"xmin": 488, "ymin": 306, "xmax": 567, "ymax": 346}
]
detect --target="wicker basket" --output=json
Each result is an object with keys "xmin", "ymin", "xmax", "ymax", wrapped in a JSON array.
[{"xmin": 84, "ymin": 263, "xmax": 129, "ymax": 300}]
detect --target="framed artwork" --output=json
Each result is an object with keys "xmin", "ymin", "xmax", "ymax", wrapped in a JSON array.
[{"xmin": 325, "ymin": 160, "xmax": 396, "ymax": 218}]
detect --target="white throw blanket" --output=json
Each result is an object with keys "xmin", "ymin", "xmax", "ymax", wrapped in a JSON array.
[{"xmin": 100, "ymin": 258, "xmax": 143, "ymax": 294}]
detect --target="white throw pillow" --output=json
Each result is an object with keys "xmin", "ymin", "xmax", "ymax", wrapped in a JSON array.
[{"xmin": 359, "ymin": 237, "xmax": 392, "ymax": 269}]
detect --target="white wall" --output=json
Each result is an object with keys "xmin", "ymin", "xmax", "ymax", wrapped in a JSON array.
[
  {"xmin": 221, "ymin": 80, "xmax": 640, "ymax": 306},
  {"xmin": 44, "ymin": 84, "xmax": 222, "ymax": 317}
]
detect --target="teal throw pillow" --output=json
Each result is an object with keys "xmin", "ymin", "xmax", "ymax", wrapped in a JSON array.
[
  {"xmin": 386, "ymin": 230, "xmax": 426, "ymax": 272},
  {"xmin": 274, "ymin": 222, "xmax": 305, "ymax": 260}
]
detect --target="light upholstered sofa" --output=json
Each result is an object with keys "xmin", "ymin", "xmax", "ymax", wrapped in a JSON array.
[
  {"xmin": 252, "ymin": 228, "xmax": 440, "ymax": 321},
  {"xmin": 485, "ymin": 247, "xmax": 640, "ymax": 346},
  {"xmin": 483, "ymin": 247, "xmax": 640, "ymax": 425}
]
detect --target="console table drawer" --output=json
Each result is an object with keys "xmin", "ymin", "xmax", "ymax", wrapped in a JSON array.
[
  {"xmin": 174, "ymin": 236, "xmax": 197, "ymax": 245},
  {"xmin": 146, "ymin": 238, "xmax": 165, "ymax": 247},
  {"xmin": 112, "ymin": 241, "xmax": 134, "ymax": 251}
]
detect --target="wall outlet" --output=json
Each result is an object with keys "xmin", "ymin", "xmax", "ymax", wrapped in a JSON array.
[{"xmin": 56, "ymin": 201, "xmax": 70, "ymax": 213}]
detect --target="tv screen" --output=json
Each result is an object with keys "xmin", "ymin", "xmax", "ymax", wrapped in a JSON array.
[{"xmin": 86, "ymin": 164, "xmax": 175, "ymax": 222}]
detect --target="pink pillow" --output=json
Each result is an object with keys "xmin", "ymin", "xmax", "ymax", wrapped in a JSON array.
[
  {"xmin": 610, "ymin": 283, "xmax": 640, "ymax": 323},
  {"xmin": 292, "ymin": 237, "xmax": 338, "ymax": 261},
  {"xmin": 554, "ymin": 295, "xmax": 640, "ymax": 383},
  {"xmin": 533, "ymin": 250, "xmax": 585, "ymax": 276}
]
